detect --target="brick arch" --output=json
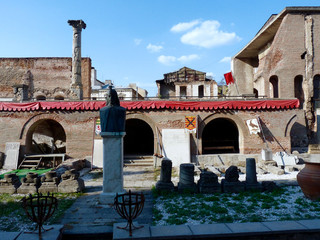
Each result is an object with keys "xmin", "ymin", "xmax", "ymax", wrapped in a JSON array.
[
  {"xmin": 125, "ymin": 113, "xmax": 158, "ymax": 155},
  {"xmin": 199, "ymin": 113, "xmax": 249, "ymax": 154},
  {"xmin": 20, "ymin": 113, "xmax": 68, "ymax": 154}
]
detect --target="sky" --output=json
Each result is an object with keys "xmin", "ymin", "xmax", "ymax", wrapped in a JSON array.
[{"xmin": 1, "ymin": 0, "xmax": 319, "ymax": 96}]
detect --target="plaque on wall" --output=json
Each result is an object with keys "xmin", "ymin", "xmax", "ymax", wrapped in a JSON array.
[{"xmin": 3, "ymin": 142, "xmax": 20, "ymax": 170}]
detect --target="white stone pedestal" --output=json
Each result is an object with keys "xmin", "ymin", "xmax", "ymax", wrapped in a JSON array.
[{"xmin": 99, "ymin": 132, "xmax": 126, "ymax": 204}]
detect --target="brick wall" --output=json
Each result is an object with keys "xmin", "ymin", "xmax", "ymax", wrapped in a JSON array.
[{"xmin": 0, "ymin": 57, "xmax": 91, "ymax": 100}]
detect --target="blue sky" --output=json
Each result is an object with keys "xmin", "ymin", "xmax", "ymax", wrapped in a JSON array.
[{"xmin": 1, "ymin": 0, "xmax": 319, "ymax": 96}]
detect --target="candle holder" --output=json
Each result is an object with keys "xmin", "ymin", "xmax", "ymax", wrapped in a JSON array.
[
  {"xmin": 21, "ymin": 192, "xmax": 58, "ymax": 237},
  {"xmin": 114, "ymin": 190, "xmax": 145, "ymax": 236}
]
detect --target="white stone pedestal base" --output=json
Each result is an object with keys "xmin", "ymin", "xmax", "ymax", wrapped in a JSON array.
[{"xmin": 99, "ymin": 132, "xmax": 126, "ymax": 204}]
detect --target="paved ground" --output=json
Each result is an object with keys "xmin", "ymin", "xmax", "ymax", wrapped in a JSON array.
[{"xmin": 59, "ymin": 166, "xmax": 156, "ymax": 237}]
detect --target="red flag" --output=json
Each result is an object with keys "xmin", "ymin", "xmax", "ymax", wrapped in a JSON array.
[{"xmin": 224, "ymin": 72, "xmax": 234, "ymax": 85}]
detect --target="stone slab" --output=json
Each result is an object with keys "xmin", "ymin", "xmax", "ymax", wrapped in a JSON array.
[
  {"xmin": 262, "ymin": 221, "xmax": 307, "ymax": 232},
  {"xmin": 226, "ymin": 222, "xmax": 271, "ymax": 233},
  {"xmin": 0, "ymin": 231, "xmax": 22, "ymax": 240},
  {"xmin": 17, "ymin": 225, "xmax": 63, "ymax": 240},
  {"xmin": 92, "ymin": 139, "xmax": 103, "ymax": 168},
  {"xmin": 113, "ymin": 223, "xmax": 150, "ymax": 240},
  {"xmin": 3, "ymin": 142, "xmax": 20, "ymax": 170},
  {"xmin": 62, "ymin": 224, "xmax": 113, "ymax": 235},
  {"xmin": 189, "ymin": 223, "xmax": 232, "ymax": 236},
  {"xmin": 150, "ymin": 225, "xmax": 192, "ymax": 238},
  {"xmin": 162, "ymin": 129, "xmax": 190, "ymax": 167},
  {"xmin": 297, "ymin": 219, "xmax": 320, "ymax": 230},
  {"xmin": 273, "ymin": 152, "xmax": 298, "ymax": 166}
]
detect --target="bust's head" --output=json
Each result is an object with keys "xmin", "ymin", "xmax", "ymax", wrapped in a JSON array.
[{"xmin": 105, "ymin": 86, "xmax": 120, "ymax": 107}]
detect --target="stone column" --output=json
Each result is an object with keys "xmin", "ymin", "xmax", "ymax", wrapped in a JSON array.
[
  {"xmin": 156, "ymin": 158, "xmax": 174, "ymax": 191},
  {"xmin": 178, "ymin": 163, "xmax": 197, "ymax": 193},
  {"xmin": 68, "ymin": 20, "xmax": 86, "ymax": 100},
  {"xmin": 245, "ymin": 158, "xmax": 261, "ymax": 191},
  {"xmin": 99, "ymin": 132, "xmax": 126, "ymax": 204}
]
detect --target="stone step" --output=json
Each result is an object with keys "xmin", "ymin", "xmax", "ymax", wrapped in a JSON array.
[
  {"xmin": 124, "ymin": 159, "xmax": 154, "ymax": 167},
  {"xmin": 19, "ymin": 164, "xmax": 38, "ymax": 168},
  {"xmin": 23, "ymin": 159, "xmax": 41, "ymax": 163},
  {"xmin": 124, "ymin": 155, "xmax": 154, "ymax": 160}
]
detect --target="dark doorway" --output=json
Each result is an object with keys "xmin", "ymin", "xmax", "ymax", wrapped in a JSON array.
[
  {"xmin": 26, "ymin": 119, "xmax": 66, "ymax": 154},
  {"xmin": 180, "ymin": 86, "xmax": 187, "ymax": 98},
  {"xmin": 198, "ymin": 85, "xmax": 204, "ymax": 98},
  {"xmin": 124, "ymin": 119, "xmax": 154, "ymax": 155},
  {"xmin": 294, "ymin": 75, "xmax": 304, "ymax": 109},
  {"xmin": 202, "ymin": 118, "xmax": 239, "ymax": 154},
  {"xmin": 313, "ymin": 75, "xmax": 320, "ymax": 108}
]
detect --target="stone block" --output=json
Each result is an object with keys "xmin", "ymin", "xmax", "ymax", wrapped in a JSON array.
[
  {"xmin": 246, "ymin": 182, "xmax": 262, "ymax": 192},
  {"xmin": 3, "ymin": 142, "xmax": 20, "ymax": 170},
  {"xmin": 267, "ymin": 165, "xmax": 285, "ymax": 175},
  {"xmin": 0, "ymin": 173, "xmax": 21, "ymax": 194},
  {"xmin": 17, "ymin": 172, "xmax": 40, "ymax": 194},
  {"xmin": 58, "ymin": 178, "xmax": 85, "ymax": 193},
  {"xmin": 198, "ymin": 171, "xmax": 221, "ymax": 193},
  {"xmin": 273, "ymin": 152, "xmax": 298, "ymax": 166},
  {"xmin": 222, "ymin": 180, "xmax": 245, "ymax": 193}
]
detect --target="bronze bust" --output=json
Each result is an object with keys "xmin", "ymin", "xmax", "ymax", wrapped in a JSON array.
[{"xmin": 99, "ymin": 86, "xmax": 126, "ymax": 132}]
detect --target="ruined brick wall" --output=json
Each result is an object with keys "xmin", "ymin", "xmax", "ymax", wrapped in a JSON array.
[
  {"xmin": 0, "ymin": 110, "xmax": 98, "ymax": 159},
  {"xmin": 259, "ymin": 14, "xmax": 307, "ymax": 98},
  {"xmin": 0, "ymin": 58, "xmax": 91, "ymax": 100},
  {"xmin": 0, "ymin": 107, "xmax": 306, "ymax": 162}
]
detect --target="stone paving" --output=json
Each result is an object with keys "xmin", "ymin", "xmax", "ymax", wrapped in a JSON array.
[{"xmin": 59, "ymin": 166, "xmax": 156, "ymax": 237}]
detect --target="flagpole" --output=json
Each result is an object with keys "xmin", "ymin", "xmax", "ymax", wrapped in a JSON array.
[{"xmin": 196, "ymin": 115, "xmax": 199, "ymax": 166}]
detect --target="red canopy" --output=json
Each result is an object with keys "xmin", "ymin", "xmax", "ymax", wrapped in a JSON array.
[{"xmin": 0, "ymin": 99, "xmax": 299, "ymax": 112}]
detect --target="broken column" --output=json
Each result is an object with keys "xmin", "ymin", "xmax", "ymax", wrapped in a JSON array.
[
  {"xmin": 222, "ymin": 166, "xmax": 245, "ymax": 193},
  {"xmin": 99, "ymin": 86, "xmax": 126, "ymax": 204},
  {"xmin": 197, "ymin": 171, "xmax": 221, "ymax": 193},
  {"xmin": 58, "ymin": 169, "xmax": 84, "ymax": 193},
  {"xmin": 0, "ymin": 173, "xmax": 21, "ymax": 194},
  {"xmin": 156, "ymin": 158, "xmax": 174, "ymax": 191},
  {"xmin": 17, "ymin": 172, "xmax": 41, "ymax": 194},
  {"xmin": 178, "ymin": 163, "xmax": 197, "ymax": 193},
  {"xmin": 245, "ymin": 158, "xmax": 262, "ymax": 191},
  {"xmin": 39, "ymin": 170, "xmax": 60, "ymax": 193},
  {"xmin": 68, "ymin": 20, "xmax": 86, "ymax": 100}
]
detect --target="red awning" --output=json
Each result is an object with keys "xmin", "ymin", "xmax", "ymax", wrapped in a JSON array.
[{"xmin": 0, "ymin": 99, "xmax": 299, "ymax": 112}]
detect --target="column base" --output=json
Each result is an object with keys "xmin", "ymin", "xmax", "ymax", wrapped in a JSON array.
[{"xmin": 99, "ymin": 191, "xmax": 126, "ymax": 204}]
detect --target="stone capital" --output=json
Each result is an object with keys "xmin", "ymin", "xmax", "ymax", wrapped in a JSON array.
[{"xmin": 68, "ymin": 20, "xmax": 86, "ymax": 30}]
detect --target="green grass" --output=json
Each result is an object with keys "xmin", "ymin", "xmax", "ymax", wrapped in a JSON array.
[
  {"xmin": 0, "ymin": 192, "xmax": 81, "ymax": 232},
  {"xmin": 152, "ymin": 186, "xmax": 320, "ymax": 226}
]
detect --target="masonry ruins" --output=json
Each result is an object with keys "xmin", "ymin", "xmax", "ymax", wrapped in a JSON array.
[{"xmin": 0, "ymin": 7, "xmax": 319, "ymax": 174}]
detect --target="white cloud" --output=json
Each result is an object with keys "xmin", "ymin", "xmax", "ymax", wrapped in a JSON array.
[
  {"xmin": 206, "ymin": 72, "xmax": 215, "ymax": 78},
  {"xmin": 179, "ymin": 20, "xmax": 241, "ymax": 48},
  {"xmin": 134, "ymin": 38, "xmax": 142, "ymax": 45},
  {"xmin": 158, "ymin": 55, "xmax": 177, "ymax": 65},
  {"xmin": 146, "ymin": 43, "xmax": 163, "ymax": 53},
  {"xmin": 177, "ymin": 54, "xmax": 200, "ymax": 62},
  {"xmin": 158, "ymin": 54, "xmax": 200, "ymax": 65},
  {"xmin": 219, "ymin": 56, "xmax": 231, "ymax": 63},
  {"xmin": 170, "ymin": 20, "xmax": 201, "ymax": 33}
]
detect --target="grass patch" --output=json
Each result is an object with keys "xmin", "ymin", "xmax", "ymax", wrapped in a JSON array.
[
  {"xmin": 153, "ymin": 186, "xmax": 320, "ymax": 226},
  {"xmin": 0, "ymin": 192, "xmax": 81, "ymax": 232}
]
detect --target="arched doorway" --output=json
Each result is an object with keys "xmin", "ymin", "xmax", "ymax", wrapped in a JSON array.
[
  {"xmin": 202, "ymin": 118, "xmax": 239, "ymax": 154},
  {"xmin": 269, "ymin": 76, "xmax": 279, "ymax": 98},
  {"xmin": 124, "ymin": 119, "xmax": 154, "ymax": 156},
  {"xmin": 25, "ymin": 119, "xmax": 66, "ymax": 154}
]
